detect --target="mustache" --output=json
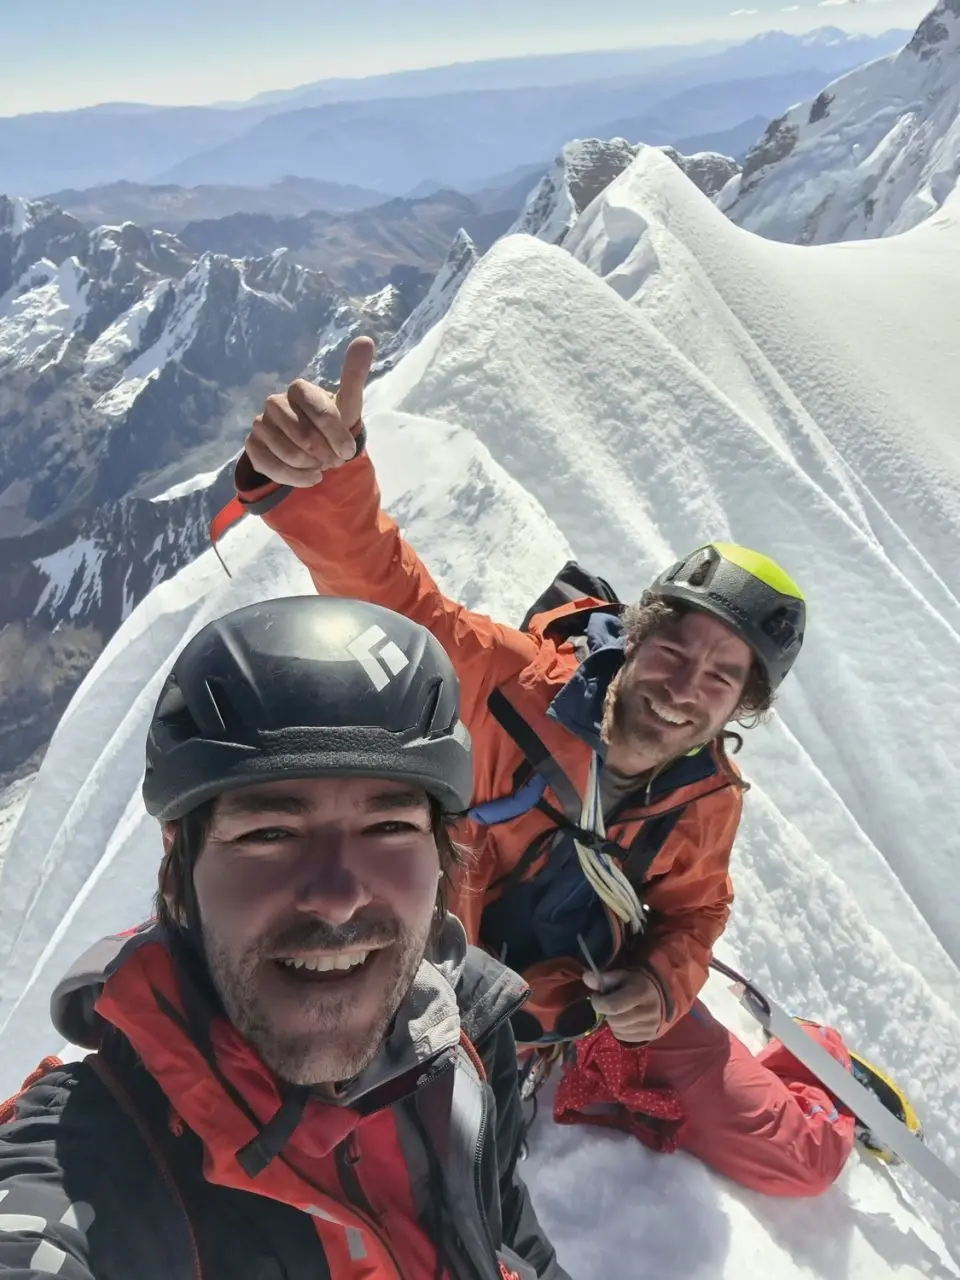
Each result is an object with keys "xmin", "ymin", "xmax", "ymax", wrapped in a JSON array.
[
  {"xmin": 257, "ymin": 912, "xmax": 402, "ymax": 958},
  {"xmin": 621, "ymin": 681, "xmax": 707, "ymax": 729}
]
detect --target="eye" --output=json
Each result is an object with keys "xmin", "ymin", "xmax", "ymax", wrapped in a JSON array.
[
  {"xmin": 237, "ymin": 826, "xmax": 296, "ymax": 844},
  {"xmin": 366, "ymin": 819, "xmax": 426, "ymax": 836},
  {"xmin": 709, "ymin": 671, "xmax": 735, "ymax": 688}
]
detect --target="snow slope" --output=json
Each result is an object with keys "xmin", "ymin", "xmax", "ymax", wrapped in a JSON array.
[
  {"xmin": 3, "ymin": 150, "xmax": 960, "ymax": 1273},
  {"xmin": 0, "ymin": 774, "xmax": 34, "ymax": 878},
  {"xmin": 375, "ymin": 229, "xmax": 479, "ymax": 371},
  {"xmin": 0, "ymin": 256, "xmax": 88, "ymax": 370},
  {"xmin": 720, "ymin": 0, "xmax": 960, "ymax": 242}
]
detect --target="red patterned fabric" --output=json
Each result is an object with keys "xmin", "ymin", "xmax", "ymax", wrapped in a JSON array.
[{"xmin": 553, "ymin": 1024, "xmax": 685, "ymax": 1153}]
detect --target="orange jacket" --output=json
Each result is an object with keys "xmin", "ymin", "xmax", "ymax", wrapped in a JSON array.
[{"xmin": 233, "ymin": 445, "xmax": 743, "ymax": 1039}]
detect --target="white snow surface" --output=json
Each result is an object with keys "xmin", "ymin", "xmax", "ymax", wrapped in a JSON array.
[
  {"xmin": 721, "ymin": 0, "xmax": 960, "ymax": 243},
  {"xmin": 32, "ymin": 538, "xmax": 106, "ymax": 619},
  {"xmin": 3, "ymin": 148, "xmax": 960, "ymax": 1274},
  {"xmin": 0, "ymin": 257, "xmax": 89, "ymax": 371},
  {"xmin": 0, "ymin": 775, "xmax": 35, "ymax": 880},
  {"xmin": 8, "ymin": 196, "xmax": 33, "ymax": 238},
  {"xmin": 83, "ymin": 281, "xmax": 171, "ymax": 375},
  {"xmin": 94, "ymin": 258, "xmax": 210, "ymax": 415}
]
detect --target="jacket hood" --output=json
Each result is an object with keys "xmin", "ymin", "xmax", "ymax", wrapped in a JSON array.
[{"xmin": 50, "ymin": 911, "xmax": 514, "ymax": 1110}]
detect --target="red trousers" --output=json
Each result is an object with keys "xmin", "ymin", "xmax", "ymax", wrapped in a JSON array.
[{"xmin": 643, "ymin": 1000, "xmax": 857, "ymax": 1196}]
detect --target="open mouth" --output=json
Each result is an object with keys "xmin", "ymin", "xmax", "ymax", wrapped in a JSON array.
[
  {"xmin": 645, "ymin": 697, "xmax": 693, "ymax": 729},
  {"xmin": 271, "ymin": 950, "xmax": 378, "ymax": 983}
]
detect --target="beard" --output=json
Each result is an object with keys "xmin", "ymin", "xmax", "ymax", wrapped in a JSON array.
[
  {"xmin": 603, "ymin": 667, "xmax": 712, "ymax": 765},
  {"xmin": 202, "ymin": 908, "xmax": 431, "ymax": 1088}
]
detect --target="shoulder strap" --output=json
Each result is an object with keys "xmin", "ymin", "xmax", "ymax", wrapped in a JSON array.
[
  {"xmin": 486, "ymin": 688, "xmax": 583, "ymax": 822},
  {"xmin": 623, "ymin": 805, "xmax": 688, "ymax": 891},
  {"xmin": 485, "ymin": 690, "xmax": 691, "ymax": 892}
]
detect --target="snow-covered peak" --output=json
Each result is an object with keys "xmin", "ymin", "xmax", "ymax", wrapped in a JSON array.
[
  {"xmin": 0, "ymin": 195, "xmax": 39, "ymax": 239},
  {"xmin": 374, "ymin": 228, "xmax": 479, "ymax": 371},
  {"xmin": 908, "ymin": 0, "xmax": 960, "ymax": 59},
  {"xmin": 4, "ymin": 148, "xmax": 960, "ymax": 1269},
  {"xmin": 511, "ymin": 140, "xmax": 742, "ymax": 249},
  {"xmin": 510, "ymin": 138, "xmax": 639, "ymax": 246},
  {"xmin": 721, "ymin": 0, "xmax": 960, "ymax": 242},
  {"xmin": 659, "ymin": 148, "xmax": 741, "ymax": 200},
  {"xmin": 0, "ymin": 254, "xmax": 90, "ymax": 372}
]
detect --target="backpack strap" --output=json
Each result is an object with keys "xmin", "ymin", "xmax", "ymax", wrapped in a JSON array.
[
  {"xmin": 623, "ymin": 805, "xmax": 688, "ymax": 890},
  {"xmin": 477, "ymin": 690, "xmax": 691, "ymax": 900},
  {"xmin": 480, "ymin": 688, "xmax": 584, "ymax": 823}
]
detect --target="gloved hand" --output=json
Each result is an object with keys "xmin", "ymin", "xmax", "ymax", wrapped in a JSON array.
[{"xmin": 582, "ymin": 968, "xmax": 665, "ymax": 1043}]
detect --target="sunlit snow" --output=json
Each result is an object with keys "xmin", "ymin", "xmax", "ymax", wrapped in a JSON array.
[{"xmin": 2, "ymin": 147, "xmax": 959, "ymax": 1276}]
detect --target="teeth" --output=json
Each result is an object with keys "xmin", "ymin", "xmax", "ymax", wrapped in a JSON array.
[
  {"xmin": 280, "ymin": 951, "xmax": 369, "ymax": 973},
  {"xmin": 648, "ymin": 699, "xmax": 690, "ymax": 726}
]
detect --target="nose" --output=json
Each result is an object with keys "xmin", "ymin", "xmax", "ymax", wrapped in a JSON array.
[
  {"xmin": 292, "ymin": 833, "xmax": 372, "ymax": 925},
  {"xmin": 661, "ymin": 659, "xmax": 698, "ymax": 702}
]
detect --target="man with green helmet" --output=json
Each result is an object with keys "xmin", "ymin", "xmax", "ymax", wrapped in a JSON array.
[{"xmin": 216, "ymin": 337, "xmax": 864, "ymax": 1196}]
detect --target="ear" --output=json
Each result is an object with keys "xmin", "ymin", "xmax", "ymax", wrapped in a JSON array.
[{"xmin": 161, "ymin": 822, "xmax": 176, "ymax": 855}]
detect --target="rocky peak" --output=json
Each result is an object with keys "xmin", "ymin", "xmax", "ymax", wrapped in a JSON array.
[
  {"xmin": 907, "ymin": 0, "xmax": 960, "ymax": 59},
  {"xmin": 659, "ymin": 149, "xmax": 742, "ymax": 199},
  {"xmin": 374, "ymin": 229, "xmax": 479, "ymax": 373},
  {"xmin": 512, "ymin": 139, "xmax": 639, "ymax": 245}
]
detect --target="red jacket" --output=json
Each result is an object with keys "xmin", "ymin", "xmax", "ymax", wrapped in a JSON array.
[{"xmin": 233, "ymin": 443, "xmax": 743, "ymax": 1040}]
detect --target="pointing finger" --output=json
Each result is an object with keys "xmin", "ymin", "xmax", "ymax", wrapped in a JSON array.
[{"xmin": 336, "ymin": 336, "xmax": 375, "ymax": 429}]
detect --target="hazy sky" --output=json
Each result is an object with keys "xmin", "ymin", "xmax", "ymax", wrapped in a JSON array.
[{"xmin": 1, "ymin": 0, "xmax": 932, "ymax": 116}]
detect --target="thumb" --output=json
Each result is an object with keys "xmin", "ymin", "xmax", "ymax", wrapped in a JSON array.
[
  {"xmin": 336, "ymin": 336, "xmax": 375, "ymax": 429},
  {"xmin": 582, "ymin": 968, "xmax": 623, "ymax": 994}
]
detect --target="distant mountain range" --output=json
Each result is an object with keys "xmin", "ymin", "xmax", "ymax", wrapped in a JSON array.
[
  {"xmin": 721, "ymin": 0, "xmax": 960, "ymax": 242},
  {"xmin": 0, "ymin": 29, "xmax": 910, "ymax": 196}
]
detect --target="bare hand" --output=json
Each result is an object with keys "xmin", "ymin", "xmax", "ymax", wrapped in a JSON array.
[
  {"xmin": 244, "ymin": 336, "xmax": 375, "ymax": 488},
  {"xmin": 583, "ymin": 968, "xmax": 665, "ymax": 1043}
]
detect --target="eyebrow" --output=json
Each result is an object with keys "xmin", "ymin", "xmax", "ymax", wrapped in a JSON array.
[
  {"xmin": 654, "ymin": 635, "xmax": 749, "ymax": 684},
  {"xmin": 214, "ymin": 787, "xmax": 430, "ymax": 821},
  {"xmin": 716, "ymin": 662, "xmax": 750, "ymax": 683}
]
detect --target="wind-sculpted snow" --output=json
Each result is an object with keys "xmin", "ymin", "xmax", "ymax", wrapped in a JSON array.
[{"xmin": 3, "ymin": 148, "xmax": 960, "ymax": 1275}]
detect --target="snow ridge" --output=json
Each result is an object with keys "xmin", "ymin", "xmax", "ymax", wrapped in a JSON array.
[
  {"xmin": 4, "ymin": 145, "xmax": 960, "ymax": 1276},
  {"xmin": 721, "ymin": 0, "xmax": 960, "ymax": 242}
]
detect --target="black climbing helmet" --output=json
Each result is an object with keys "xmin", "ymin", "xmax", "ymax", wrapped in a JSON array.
[
  {"xmin": 142, "ymin": 596, "xmax": 473, "ymax": 822},
  {"xmin": 645, "ymin": 542, "xmax": 806, "ymax": 692}
]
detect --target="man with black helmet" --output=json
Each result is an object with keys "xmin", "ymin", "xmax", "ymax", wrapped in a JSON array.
[
  {"xmin": 211, "ymin": 337, "xmax": 906, "ymax": 1198},
  {"xmin": 0, "ymin": 597, "xmax": 568, "ymax": 1280}
]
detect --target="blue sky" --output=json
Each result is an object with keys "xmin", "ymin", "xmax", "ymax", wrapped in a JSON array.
[{"xmin": 1, "ymin": 0, "xmax": 931, "ymax": 116}]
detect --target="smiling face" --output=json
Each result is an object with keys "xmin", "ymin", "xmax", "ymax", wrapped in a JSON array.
[
  {"xmin": 604, "ymin": 609, "xmax": 754, "ymax": 773},
  {"xmin": 190, "ymin": 776, "xmax": 441, "ymax": 1087}
]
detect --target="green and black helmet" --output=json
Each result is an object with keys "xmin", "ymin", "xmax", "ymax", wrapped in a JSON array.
[{"xmin": 646, "ymin": 542, "xmax": 806, "ymax": 691}]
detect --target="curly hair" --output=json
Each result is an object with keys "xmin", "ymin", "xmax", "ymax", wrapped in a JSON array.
[
  {"xmin": 620, "ymin": 597, "xmax": 774, "ymax": 725},
  {"xmin": 155, "ymin": 795, "xmax": 464, "ymax": 941}
]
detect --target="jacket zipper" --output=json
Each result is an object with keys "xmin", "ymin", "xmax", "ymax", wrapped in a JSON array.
[{"xmin": 332, "ymin": 1133, "xmax": 412, "ymax": 1280}]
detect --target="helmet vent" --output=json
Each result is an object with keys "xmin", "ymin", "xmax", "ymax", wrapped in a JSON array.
[
  {"xmin": 153, "ymin": 678, "xmax": 200, "ymax": 746},
  {"xmin": 418, "ymin": 677, "xmax": 445, "ymax": 736}
]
